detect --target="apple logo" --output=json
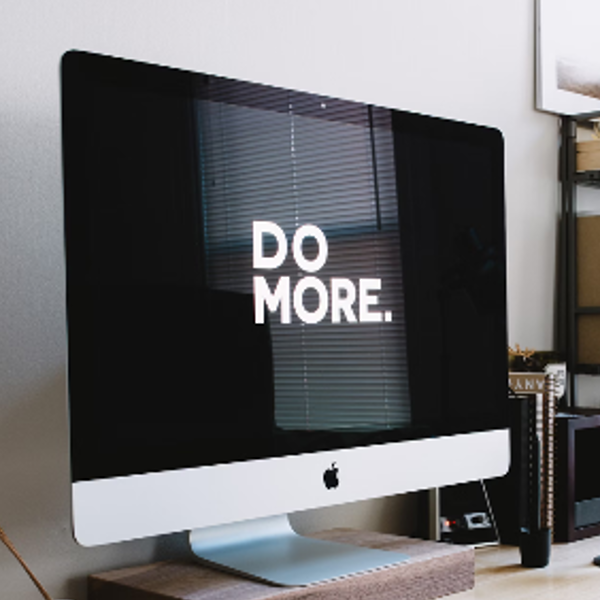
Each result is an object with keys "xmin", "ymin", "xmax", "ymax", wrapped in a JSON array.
[{"xmin": 323, "ymin": 462, "xmax": 339, "ymax": 489}]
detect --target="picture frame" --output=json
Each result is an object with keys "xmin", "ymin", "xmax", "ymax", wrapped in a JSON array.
[{"xmin": 536, "ymin": 0, "xmax": 600, "ymax": 115}]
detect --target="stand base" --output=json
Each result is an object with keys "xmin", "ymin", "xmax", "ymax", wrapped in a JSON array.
[
  {"xmin": 89, "ymin": 529, "xmax": 475, "ymax": 600},
  {"xmin": 189, "ymin": 515, "xmax": 408, "ymax": 586}
]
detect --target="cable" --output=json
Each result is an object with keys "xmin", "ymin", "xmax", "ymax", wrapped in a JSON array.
[
  {"xmin": 0, "ymin": 526, "xmax": 53, "ymax": 600},
  {"xmin": 480, "ymin": 479, "xmax": 501, "ymax": 544}
]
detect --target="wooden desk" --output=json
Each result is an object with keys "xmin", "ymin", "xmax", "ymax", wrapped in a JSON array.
[{"xmin": 453, "ymin": 536, "xmax": 600, "ymax": 599}]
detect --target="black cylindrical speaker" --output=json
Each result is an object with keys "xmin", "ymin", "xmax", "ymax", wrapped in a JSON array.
[{"xmin": 520, "ymin": 527, "xmax": 551, "ymax": 568}]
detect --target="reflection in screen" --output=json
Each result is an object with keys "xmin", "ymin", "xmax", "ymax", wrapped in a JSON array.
[{"xmin": 197, "ymin": 96, "xmax": 411, "ymax": 432}]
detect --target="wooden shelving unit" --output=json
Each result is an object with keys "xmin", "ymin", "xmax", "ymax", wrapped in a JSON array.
[{"xmin": 559, "ymin": 114, "xmax": 600, "ymax": 404}]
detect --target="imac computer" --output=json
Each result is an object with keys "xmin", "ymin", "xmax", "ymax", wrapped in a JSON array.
[{"xmin": 61, "ymin": 50, "xmax": 509, "ymax": 585}]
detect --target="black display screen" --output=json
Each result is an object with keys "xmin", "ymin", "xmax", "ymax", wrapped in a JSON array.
[{"xmin": 62, "ymin": 51, "xmax": 508, "ymax": 482}]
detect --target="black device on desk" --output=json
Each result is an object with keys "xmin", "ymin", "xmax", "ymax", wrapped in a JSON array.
[{"xmin": 440, "ymin": 480, "xmax": 498, "ymax": 546}]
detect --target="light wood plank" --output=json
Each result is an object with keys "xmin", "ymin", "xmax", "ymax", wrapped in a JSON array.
[{"xmin": 89, "ymin": 529, "xmax": 474, "ymax": 600}]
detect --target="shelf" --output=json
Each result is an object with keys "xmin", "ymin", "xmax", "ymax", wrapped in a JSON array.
[
  {"xmin": 575, "ymin": 171, "xmax": 600, "ymax": 187},
  {"xmin": 575, "ymin": 364, "xmax": 600, "ymax": 375},
  {"xmin": 575, "ymin": 307, "xmax": 600, "ymax": 315}
]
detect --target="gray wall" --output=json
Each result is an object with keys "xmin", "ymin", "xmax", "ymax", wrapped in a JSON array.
[{"xmin": 0, "ymin": 1, "xmax": 558, "ymax": 598}]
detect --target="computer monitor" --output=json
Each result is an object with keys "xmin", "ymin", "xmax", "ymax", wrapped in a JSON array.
[{"xmin": 61, "ymin": 50, "xmax": 509, "ymax": 585}]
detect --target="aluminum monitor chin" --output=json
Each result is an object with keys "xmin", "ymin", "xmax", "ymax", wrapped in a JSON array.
[{"xmin": 61, "ymin": 50, "xmax": 509, "ymax": 580}]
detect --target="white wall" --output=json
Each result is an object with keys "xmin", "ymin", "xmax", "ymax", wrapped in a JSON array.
[{"xmin": 0, "ymin": 1, "xmax": 558, "ymax": 597}]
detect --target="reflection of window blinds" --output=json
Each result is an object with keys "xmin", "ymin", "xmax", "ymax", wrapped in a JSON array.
[{"xmin": 196, "ymin": 85, "xmax": 411, "ymax": 431}]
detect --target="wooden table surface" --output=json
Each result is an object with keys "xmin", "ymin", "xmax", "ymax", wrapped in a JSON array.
[{"xmin": 455, "ymin": 536, "xmax": 600, "ymax": 599}]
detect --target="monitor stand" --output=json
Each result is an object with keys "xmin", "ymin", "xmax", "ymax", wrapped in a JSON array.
[{"xmin": 189, "ymin": 514, "xmax": 409, "ymax": 586}]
